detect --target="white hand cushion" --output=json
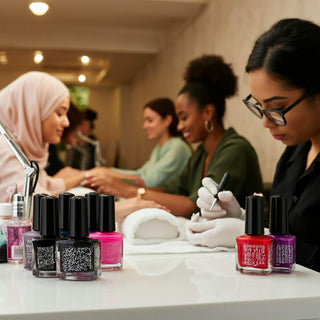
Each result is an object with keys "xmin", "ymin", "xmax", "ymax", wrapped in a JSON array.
[{"xmin": 120, "ymin": 208, "xmax": 186, "ymax": 244}]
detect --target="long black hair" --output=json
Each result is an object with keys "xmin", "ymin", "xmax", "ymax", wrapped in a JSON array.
[{"xmin": 246, "ymin": 18, "xmax": 320, "ymax": 91}]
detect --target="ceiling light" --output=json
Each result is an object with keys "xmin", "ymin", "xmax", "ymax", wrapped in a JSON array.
[
  {"xmin": 0, "ymin": 52, "xmax": 8, "ymax": 65},
  {"xmin": 29, "ymin": 2, "xmax": 49, "ymax": 16},
  {"xmin": 81, "ymin": 55, "xmax": 91, "ymax": 65},
  {"xmin": 78, "ymin": 74, "xmax": 86, "ymax": 83},
  {"xmin": 34, "ymin": 51, "xmax": 44, "ymax": 64}
]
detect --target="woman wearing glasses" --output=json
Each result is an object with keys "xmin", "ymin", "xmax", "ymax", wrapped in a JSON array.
[{"xmin": 189, "ymin": 18, "xmax": 320, "ymax": 272}]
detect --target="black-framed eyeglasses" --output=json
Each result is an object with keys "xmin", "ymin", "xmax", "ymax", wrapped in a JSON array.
[{"xmin": 242, "ymin": 89, "xmax": 316, "ymax": 126}]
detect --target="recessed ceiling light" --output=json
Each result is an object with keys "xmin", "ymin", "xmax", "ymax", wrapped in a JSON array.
[
  {"xmin": 29, "ymin": 2, "xmax": 49, "ymax": 16},
  {"xmin": 78, "ymin": 74, "xmax": 86, "ymax": 83},
  {"xmin": 0, "ymin": 52, "xmax": 8, "ymax": 65},
  {"xmin": 81, "ymin": 55, "xmax": 91, "ymax": 65},
  {"xmin": 34, "ymin": 51, "xmax": 44, "ymax": 64}
]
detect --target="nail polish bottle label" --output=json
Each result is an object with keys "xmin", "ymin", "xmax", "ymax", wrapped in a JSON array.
[
  {"xmin": 271, "ymin": 235, "xmax": 296, "ymax": 272},
  {"xmin": 7, "ymin": 225, "xmax": 31, "ymax": 261},
  {"xmin": 236, "ymin": 235, "xmax": 272, "ymax": 274},
  {"xmin": 56, "ymin": 239, "xmax": 101, "ymax": 280}
]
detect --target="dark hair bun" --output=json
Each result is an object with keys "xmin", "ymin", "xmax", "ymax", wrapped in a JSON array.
[{"xmin": 183, "ymin": 55, "xmax": 237, "ymax": 98}]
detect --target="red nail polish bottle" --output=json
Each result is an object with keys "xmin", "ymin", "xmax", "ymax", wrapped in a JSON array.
[{"xmin": 236, "ymin": 195, "xmax": 272, "ymax": 275}]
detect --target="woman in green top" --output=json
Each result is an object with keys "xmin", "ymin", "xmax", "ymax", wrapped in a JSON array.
[
  {"xmin": 89, "ymin": 98, "xmax": 191, "ymax": 188},
  {"xmin": 86, "ymin": 55, "xmax": 263, "ymax": 217}
]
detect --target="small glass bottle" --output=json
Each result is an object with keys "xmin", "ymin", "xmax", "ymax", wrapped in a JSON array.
[
  {"xmin": 56, "ymin": 196, "xmax": 101, "ymax": 281},
  {"xmin": 86, "ymin": 192, "xmax": 99, "ymax": 233},
  {"xmin": 7, "ymin": 194, "xmax": 31, "ymax": 263},
  {"xmin": 89, "ymin": 194, "xmax": 123, "ymax": 270},
  {"xmin": 269, "ymin": 195, "xmax": 296, "ymax": 273},
  {"xmin": 0, "ymin": 203, "xmax": 13, "ymax": 263},
  {"xmin": 236, "ymin": 195, "xmax": 272, "ymax": 275},
  {"xmin": 23, "ymin": 194, "xmax": 47, "ymax": 270},
  {"xmin": 32, "ymin": 196, "xmax": 60, "ymax": 278},
  {"xmin": 58, "ymin": 192, "xmax": 74, "ymax": 237}
]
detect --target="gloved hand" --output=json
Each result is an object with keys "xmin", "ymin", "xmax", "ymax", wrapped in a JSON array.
[
  {"xmin": 186, "ymin": 213, "xmax": 244, "ymax": 248},
  {"xmin": 196, "ymin": 177, "xmax": 244, "ymax": 220}
]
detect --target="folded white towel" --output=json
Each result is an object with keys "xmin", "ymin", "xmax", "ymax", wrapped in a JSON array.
[{"xmin": 120, "ymin": 208, "xmax": 186, "ymax": 244}]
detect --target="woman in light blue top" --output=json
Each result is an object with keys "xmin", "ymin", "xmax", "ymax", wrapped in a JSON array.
[{"xmin": 96, "ymin": 98, "xmax": 191, "ymax": 187}]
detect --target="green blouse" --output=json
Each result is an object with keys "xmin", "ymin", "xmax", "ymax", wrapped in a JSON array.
[{"xmin": 162, "ymin": 128, "xmax": 263, "ymax": 209}]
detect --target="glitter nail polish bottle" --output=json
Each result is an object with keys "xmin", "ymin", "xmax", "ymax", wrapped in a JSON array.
[
  {"xmin": 32, "ymin": 196, "xmax": 60, "ymax": 278},
  {"xmin": 23, "ymin": 194, "xmax": 47, "ymax": 270},
  {"xmin": 7, "ymin": 194, "xmax": 31, "ymax": 263},
  {"xmin": 56, "ymin": 196, "xmax": 101, "ymax": 281},
  {"xmin": 236, "ymin": 195, "xmax": 272, "ymax": 275},
  {"xmin": 269, "ymin": 195, "xmax": 296, "ymax": 273},
  {"xmin": 89, "ymin": 194, "xmax": 123, "ymax": 270}
]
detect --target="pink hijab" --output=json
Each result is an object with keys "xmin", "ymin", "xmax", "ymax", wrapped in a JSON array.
[{"xmin": 0, "ymin": 71, "xmax": 70, "ymax": 201}]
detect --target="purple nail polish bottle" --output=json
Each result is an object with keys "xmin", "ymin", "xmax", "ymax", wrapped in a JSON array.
[{"xmin": 269, "ymin": 195, "xmax": 296, "ymax": 273}]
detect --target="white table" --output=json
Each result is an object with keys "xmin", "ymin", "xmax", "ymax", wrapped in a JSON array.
[{"xmin": 1, "ymin": 251, "xmax": 320, "ymax": 320}]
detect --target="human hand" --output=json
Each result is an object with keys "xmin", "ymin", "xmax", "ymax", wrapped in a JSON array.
[
  {"xmin": 186, "ymin": 213, "xmax": 244, "ymax": 248},
  {"xmin": 196, "ymin": 177, "xmax": 243, "ymax": 220}
]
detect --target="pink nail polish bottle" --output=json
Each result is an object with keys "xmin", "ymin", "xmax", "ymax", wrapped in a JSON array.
[{"xmin": 89, "ymin": 195, "xmax": 123, "ymax": 271}]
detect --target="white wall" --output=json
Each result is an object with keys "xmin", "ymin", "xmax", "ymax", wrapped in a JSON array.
[{"xmin": 123, "ymin": 0, "xmax": 320, "ymax": 182}]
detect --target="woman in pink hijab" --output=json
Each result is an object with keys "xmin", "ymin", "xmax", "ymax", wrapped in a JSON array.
[
  {"xmin": 0, "ymin": 71, "xmax": 86, "ymax": 201},
  {"xmin": 0, "ymin": 71, "xmax": 168, "ymax": 221}
]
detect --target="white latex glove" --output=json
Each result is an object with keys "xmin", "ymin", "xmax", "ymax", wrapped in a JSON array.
[
  {"xmin": 186, "ymin": 213, "xmax": 245, "ymax": 248},
  {"xmin": 196, "ymin": 177, "xmax": 244, "ymax": 220}
]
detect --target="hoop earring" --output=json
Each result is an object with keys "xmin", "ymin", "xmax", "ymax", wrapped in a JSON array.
[{"xmin": 204, "ymin": 120, "xmax": 214, "ymax": 133}]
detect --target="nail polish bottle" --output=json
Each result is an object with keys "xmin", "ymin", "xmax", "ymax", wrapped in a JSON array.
[
  {"xmin": 0, "ymin": 203, "xmax": 13, "ymax": 263},
  {"xmin": 236, "ymin": 195, "xmax": 272, "ymax": 275},
  {"xmin": 89, "ymin": 194, "xmax": 123, "ymax": 271},
  {"xmin": 32, "ymin": 196, "xmax": 60, "ymax": 278},
  {"xmin": 86, "ymin": 192, "xmax": 99, "ymax": 233},
  {"xmin": 7, "ymin": 194, "xmax": 31, "ymax": 263},
  {"xmin": 59, "ymin": 192, "xmax": 74, "ymax": 237},
  {"xmin": 23, "ymin": 194, "xmax": 47, "ymax": 270},
  {"xmin": 56, "ymin": 196, "xmax": 101, "ymax": 280},
  {"xmin": 269, "ymin": 195, "xmax": 296, "ymax": 273}
]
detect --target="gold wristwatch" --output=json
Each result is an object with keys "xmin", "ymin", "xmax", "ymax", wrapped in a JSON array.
[{"xmin": 137, "ymin": 187, "xmax": 146, "ymax": 199}]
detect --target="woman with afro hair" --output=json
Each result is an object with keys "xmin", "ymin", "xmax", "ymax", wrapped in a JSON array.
[{"xmin": 85, "ymin": 55, "xmax": 263, "ymax": 218}]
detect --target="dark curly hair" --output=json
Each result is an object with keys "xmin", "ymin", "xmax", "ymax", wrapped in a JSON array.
[
  {"xmin": 179, "ymin": 55, "xmax": 237, "ymax": 123},
  {"xmin": 144, "ymin": 97, "xmax": 180, "ymax": 137}
]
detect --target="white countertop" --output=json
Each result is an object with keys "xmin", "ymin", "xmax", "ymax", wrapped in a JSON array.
[{"xmin": 1, "ymin": 251, "xmax": 320, "ymax": 320}]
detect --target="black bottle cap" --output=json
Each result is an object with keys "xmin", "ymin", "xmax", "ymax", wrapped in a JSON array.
[
  {"xmin": 40, "ymin": 196, "xmax": 59, "ymax": 237},
  {"xmin": 85, "ymin": 192, "xmax": 99, "ymax": 231},
  {"xmin": 58, "ymin": 192, "xmax": 74, "ymax": 230},
  {"xmin": 269, "ymin": 194, "xmax": 288, "ymax": 235},
  {"xmin": 69, "ymin": 196, "xmax": 89, "ymax": 238},
  {"xmin": 32, "ymin": 194, "xmax": 47, "ymax": 231},
  {"xmin": 98, "ymin": 194, "xmax": 115, "ymax": 232},
  {"xmin": 245, "ymin": 195, "xmax": 264, "ymax": 236}
]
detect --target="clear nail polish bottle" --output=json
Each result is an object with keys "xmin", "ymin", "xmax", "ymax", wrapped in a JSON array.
[
  {"xmin": 7, "ymin": 194, "xmax": 31, "ymax": 263},
  {"xmin": 58, "ymin": 192, "xmax": 74, "ymax": 238},
  {"xmin": 269, "ymin": 195, "xmax": 296, "ymax": 273},
  {"xmin": 86, "ymin": 192, "xmax": 99, "ymax": 233},
  {"xmin": 89, "ymin": 194, "xmax": 123, "ymax": 270},
  {"xmin": 32, "ymin": 196, "xmax": 60, "ymax": 278},
  {"xmin": 0, "ymin": 203, "xmax": 13, "ymax": 263},
  {"xmin": 236, "ymin": 195, "xmax": 272, "ymax": 275},
  {"xmin": 56, "ymin": 196, "xmax": 101, "ymax": 281},
  {"xmin": 23, "ymin": 194, "xmax": 47, "ymax": 270}
]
